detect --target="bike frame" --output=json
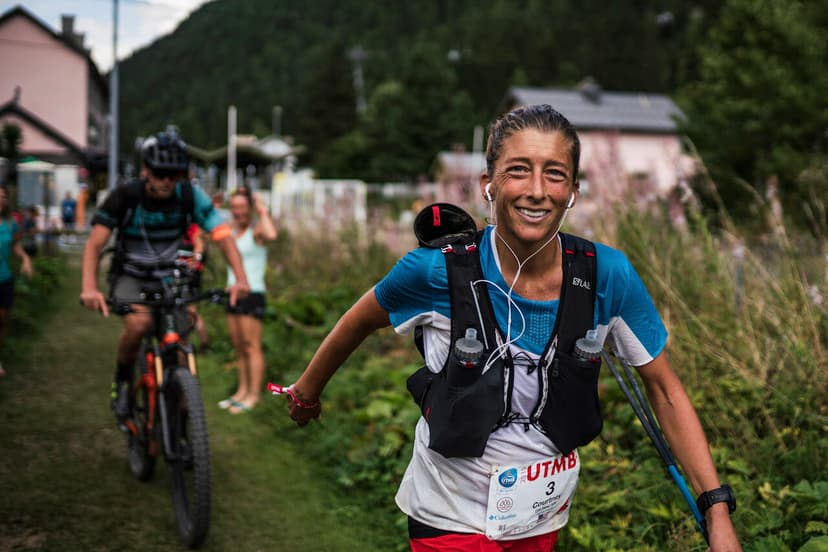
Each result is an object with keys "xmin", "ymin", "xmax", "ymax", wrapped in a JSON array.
[
  {"xmin": 122, "ymin": 287, "xmax": 208, "ymax": 461},
  {"xmin": 126, "ymin": 330, "xmax": 192, "ymax": 460}
]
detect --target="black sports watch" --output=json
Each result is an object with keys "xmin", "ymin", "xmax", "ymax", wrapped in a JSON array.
[{"xmin": 696, "ymin": 484, "xmax": 736, "ymax": 514}]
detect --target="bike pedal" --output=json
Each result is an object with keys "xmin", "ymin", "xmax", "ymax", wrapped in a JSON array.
[{"xmin": 117, "ymin": 421, "xmax": 130, "ymax": 434}]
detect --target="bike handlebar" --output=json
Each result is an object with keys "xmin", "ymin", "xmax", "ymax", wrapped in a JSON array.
[{"xmin": 105, "ymin": 288, "xmax": 229, "ymax": 316}]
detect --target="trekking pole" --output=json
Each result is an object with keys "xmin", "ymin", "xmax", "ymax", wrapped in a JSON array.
[{"xmin": 601, "ymin": 351, "xmax": 709, "ymax": 543}]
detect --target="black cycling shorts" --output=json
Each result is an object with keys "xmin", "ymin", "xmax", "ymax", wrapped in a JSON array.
[
  {"xmin": 226, "ymin": 292, "xmax": 266, "ymax": 320},
  {"xmin": 110, "ymin": 275, "xmax": 192, "ymax": 330},
  {"xmin": 0, "ymin": 278, "xmax": 14, "ymax": 309}
]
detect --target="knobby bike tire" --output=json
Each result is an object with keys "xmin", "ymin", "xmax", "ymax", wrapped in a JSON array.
[
  {"xmin": 127, "ymin": 344, "xmax": 156, "ymax": 481},
  {"xmin": 166, "ymin": 367, "xmax": 211, "ymax": 549}
]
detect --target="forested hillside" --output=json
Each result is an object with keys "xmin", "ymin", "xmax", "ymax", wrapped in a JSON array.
[
  {"xmin": 118, "ymin": 0, "xmax": 828, "ymax": 225},
  {"xmin": 118, "ymin": 1, "xmax": 718, "ymax": 167}
]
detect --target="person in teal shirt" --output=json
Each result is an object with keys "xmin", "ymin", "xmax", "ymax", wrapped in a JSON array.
[{"xmin": 0, "ymin": 186, "xmax": 34, "ymax": 377}]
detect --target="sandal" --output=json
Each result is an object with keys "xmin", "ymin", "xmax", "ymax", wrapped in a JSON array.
[
  {"xmin": 218, "ymin": 397, "xmax": 240, "ymax": 410},
  {"xmin": 228, "ymin": 402, "xmax": 254, "ymax": 415}
]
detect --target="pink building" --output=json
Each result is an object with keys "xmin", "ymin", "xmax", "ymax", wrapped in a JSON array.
[{"xmin": 0, "ymin": 5, "xmax": 108, "ymax": 175}]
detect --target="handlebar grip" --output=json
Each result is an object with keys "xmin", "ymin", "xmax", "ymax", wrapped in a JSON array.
[
  {"xmin": 202, "ymin": 288, "xmax": 229, "ymax": 304},
  {"xmin": 103, "ymin": 299, "xmax": 133, "ymax": 316}
]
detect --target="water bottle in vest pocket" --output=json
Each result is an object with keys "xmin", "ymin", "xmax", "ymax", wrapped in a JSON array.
[
  {"xmin": 536, "ymin": 345, "xmax": 603, "ymax": 456},
  {"xmin": 407, "ymin": 355, "xmax": 506, "ymax": 458}
]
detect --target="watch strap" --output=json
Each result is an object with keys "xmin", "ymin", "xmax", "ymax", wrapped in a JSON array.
[{"xmin": 696, "ymin": 484, "xmax": 736, "ymax": 514}]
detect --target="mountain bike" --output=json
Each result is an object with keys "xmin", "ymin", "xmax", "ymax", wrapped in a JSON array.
[{"xmin": 107, "ymin": 255, "xmax": 226, "ymax": 548}]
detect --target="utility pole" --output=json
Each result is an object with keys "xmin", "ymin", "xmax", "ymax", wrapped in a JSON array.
[
  {"xmin": 347, "ymin": 45, "xmax": 368, "ymax": 115},
  {"xmin": 227, "ymin": 105, "xmax": 237, "ymax": 191},
  {"xmin": 272, "ymin": 105, "xmax": 282, "ymax": 138},
  {"xmin": 108, "ymin": 0, "xmax": 119, "ymax": 190}
]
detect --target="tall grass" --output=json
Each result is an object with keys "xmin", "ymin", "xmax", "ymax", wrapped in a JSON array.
[{"xmin": 579, "ymin": 197, "xmax": 828, "ymax": 550}]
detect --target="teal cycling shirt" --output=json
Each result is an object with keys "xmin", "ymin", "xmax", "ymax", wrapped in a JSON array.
[
  {"xmin": 92, "ymin": 180, "xmax": 225, "ymax": 278},
  {"xmin": 0, "ymin": 219, "xmax": 20, "ymax": 282}
]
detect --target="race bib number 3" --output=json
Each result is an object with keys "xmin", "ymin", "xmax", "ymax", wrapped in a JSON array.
[{"xmin": 485, "ymin": 451, "xmax": 580, "ymax": 540}]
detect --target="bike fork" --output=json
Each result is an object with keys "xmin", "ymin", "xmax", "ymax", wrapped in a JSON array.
[{"xmin": 157, "ymin": 390, "xmax": 177, "ymax": 461}]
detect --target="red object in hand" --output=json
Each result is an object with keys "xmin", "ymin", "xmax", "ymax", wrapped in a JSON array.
[{"xmin": 267, "ymin": 382, "xmax": 320, "ymax": 409}]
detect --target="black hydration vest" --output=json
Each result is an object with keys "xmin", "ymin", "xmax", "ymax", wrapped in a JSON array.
[
  {"xmin": 406, "ymin": 203, "xmax": 603, "ymax": 458},
  {"xmin": 108, "ymin": 179, "xmax": 195, "ymax": 281}
]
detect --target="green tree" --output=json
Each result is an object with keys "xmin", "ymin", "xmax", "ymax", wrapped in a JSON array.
[
  {"xmin": 293, "ymin": 38, "xmax": 358, "ymax": 174},
  {"xmin": 679, "ymin": 0, "xmax": 828, "ymax": 224},
  {"xmin": 359, "ymin": 43, "xmax": 475, "ymax": 182}
]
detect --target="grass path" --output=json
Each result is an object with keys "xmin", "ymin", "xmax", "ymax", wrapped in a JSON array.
[{"xmin": 0, "ymin": 255, "xmax": 402, "ymax": 551}]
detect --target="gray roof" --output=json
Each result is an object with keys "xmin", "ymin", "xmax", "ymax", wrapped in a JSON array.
[{"xmin": 504, "ymin": 84, "xmax": 685, "ymax": 133}]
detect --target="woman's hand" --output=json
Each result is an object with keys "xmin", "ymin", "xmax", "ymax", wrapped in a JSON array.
[
  {"xmin": 287, "ymin": 397, "xmax": 322, "ymax": 427},
  {"xmin": 20, "ymin": 256, "xmax": 33, "ymax": 278},
  {"xmin": 227, "ymin": 280, "xmax": 250, "ymax": 308},
  {"xmin": 252, "ymin": 193, "xmax": 266, "ymax": 215}
]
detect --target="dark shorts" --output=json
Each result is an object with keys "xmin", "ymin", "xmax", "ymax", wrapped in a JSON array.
[
  {"xmin": 226, "ymin": 292, "xmax": 266, "ymax": 320},
  {"xmin": 0, "ymin": 278, "xmax": 13, "ymax": 309},
  {"xmin": 110, "ymin": 275, "xmax": 192, "ymax": 331}
]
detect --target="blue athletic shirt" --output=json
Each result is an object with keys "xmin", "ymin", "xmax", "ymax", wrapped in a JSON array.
[
  {"xmin": 92, "ymin": 181, "xmax": 224, "ymax": 278},
  {"xmin": 374, "ymin": 225, "xmax": 668, "ymax": 538},
  {"xmin": 0, "ymin": 219, "xmax": 20, "ymax": 282}
]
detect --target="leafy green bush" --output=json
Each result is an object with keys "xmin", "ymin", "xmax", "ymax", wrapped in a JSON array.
[{"xmin": 5, "ymin": 254, "xmax": 66, "ymax": 359}]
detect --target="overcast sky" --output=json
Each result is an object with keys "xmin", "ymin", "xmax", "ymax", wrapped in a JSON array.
[{"xmin": 1, "ymin": 0, "xmax": 211, "ymax": 72}]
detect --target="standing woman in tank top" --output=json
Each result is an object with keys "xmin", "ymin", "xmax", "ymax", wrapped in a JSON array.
[{"xmin": 220, "ymin": 188, "xmax": 278, "ymax": 414}]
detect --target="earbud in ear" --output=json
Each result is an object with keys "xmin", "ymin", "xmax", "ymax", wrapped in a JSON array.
[
  {"xmin": 566, "ymin": 193, "xmax": 575, "ymax": 209},
  {"xmin": 485, "ymin": 182, "xmax": 493, "ymax": 202}
]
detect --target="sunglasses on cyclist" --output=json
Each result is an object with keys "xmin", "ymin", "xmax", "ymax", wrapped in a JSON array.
[{"xmin": 151, "ymin": 168, "xmax": 185, "ymax": 181}]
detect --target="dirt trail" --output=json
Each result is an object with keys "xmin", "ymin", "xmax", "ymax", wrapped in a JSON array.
[{"xmin": 0, "ymin": 255, "xmax": 400, "ymax": 551}]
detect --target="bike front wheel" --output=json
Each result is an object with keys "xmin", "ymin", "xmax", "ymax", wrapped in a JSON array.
[{"xmin": 166, "ymin": 367, "xmax": 211, "ymax": 548}]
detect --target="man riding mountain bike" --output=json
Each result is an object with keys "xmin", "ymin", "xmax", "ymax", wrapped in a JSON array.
[{"xmin": 80, "ymin": 127, "xmax": 250, "ymax": 425}]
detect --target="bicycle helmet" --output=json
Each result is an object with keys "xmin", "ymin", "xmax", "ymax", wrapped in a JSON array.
[{"xmin": 140, "ymin": 127, "xmax": 189, "ymax": 172}]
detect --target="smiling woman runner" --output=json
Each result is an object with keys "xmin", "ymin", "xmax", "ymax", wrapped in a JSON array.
[{"xmin": 283, "ymin": 105, "xmax": 742, "ymax": 552}]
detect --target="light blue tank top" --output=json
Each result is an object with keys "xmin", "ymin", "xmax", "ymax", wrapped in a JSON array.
[{"xmin": 227, "ymin": 227, "xmax": 267, "ymax": 293}]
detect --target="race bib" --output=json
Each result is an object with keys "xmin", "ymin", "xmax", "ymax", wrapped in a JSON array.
[{"xmin": 485, "ymin": 451, "xmax": 580, "ymax": 540}]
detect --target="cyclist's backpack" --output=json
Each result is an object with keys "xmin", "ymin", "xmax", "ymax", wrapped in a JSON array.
[
  {"xmin": 405, "ymin": 203, "xmax": 601, "ymax": 458},
  {"xmin": 108, "ymin": 179, "xmax": 195, "ymax": 280}
]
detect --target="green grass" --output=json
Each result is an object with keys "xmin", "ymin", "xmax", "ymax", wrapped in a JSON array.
[{"xmin": 0, "ymin": 254, "xmax": 403, "ymax": 551}]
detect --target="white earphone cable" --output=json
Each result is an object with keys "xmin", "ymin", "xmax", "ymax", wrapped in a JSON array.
[{"xmin": 482, "ymin": 204, "xmax": 571, "ymax": 370}]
